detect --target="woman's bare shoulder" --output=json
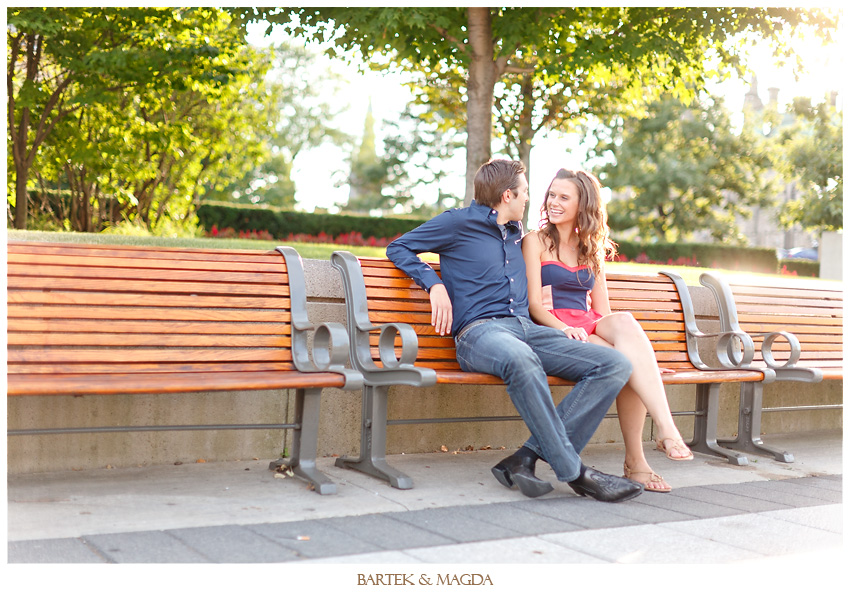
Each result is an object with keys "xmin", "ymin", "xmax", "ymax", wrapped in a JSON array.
[{"xmin": 522, "ymin": 229, "xmax": 545, "ymax": 247}]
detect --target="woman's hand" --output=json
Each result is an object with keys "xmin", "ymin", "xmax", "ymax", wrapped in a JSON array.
[{"xmin": 561, "ymin": 326, "xmax": 588, "ymax": 341}]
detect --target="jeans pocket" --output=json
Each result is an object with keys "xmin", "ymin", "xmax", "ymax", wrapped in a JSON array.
[
  {"xmin": 454, "ymin": 323, "xmax": 486, "ymax": 371},
  {"xmin": 455, "ymin": 318, "xmax": 488, "ymax": 342}
]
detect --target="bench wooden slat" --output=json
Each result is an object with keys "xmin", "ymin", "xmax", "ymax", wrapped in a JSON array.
[
  {"xmin": 8, "ymin": 319, "xmax": 290, "ymax": 335},
  {"xmin": 735, "ymin": 305, "xmax": 841, "ymax": 318},
  {"xmin": 7, "ymin": 332, "xmax": 291, "ymax": 348},
  {"xmin": 726, "ymin": 283, "xmax": 842, "ymax": 298},
  {"xmin": 7, "ymin": 361, "xmax": 297, "ymax": 375},
  {"xmin": 7, "ymin": 291, "xmax": 290, "ymax": 311},
  {"xmin": 736, "ymin": 322, "xmax": 843, "ymax": 335},
  {"xmin": 7, "ymin": 371, "xmax": 347, "ymax": 396},
  {"xmin": 9, "ymin": 347, "xmax": 294, "ymax": 364},
  {"xmin": 7, "ymin": 241, "xmax": 288, "ymax": 265},
  {"xmin": 8, "ymin": 262, "xmax": 289, "ymax": 285},
  {"xmin": 8, "ymin": 275, "xmax": 291, "ymax": 297},
  {"xmin": 430, "ymin": 368, "xmax": 764, "ymax": 386},
  {"xmin": 8, "ymin": 252, "xmax": 288, "ymax": 273}
]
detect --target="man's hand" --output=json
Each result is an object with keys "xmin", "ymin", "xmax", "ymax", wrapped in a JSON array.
[{"xmin": 429, "ymin": 283, "xmax": 453, "ymax": 336}]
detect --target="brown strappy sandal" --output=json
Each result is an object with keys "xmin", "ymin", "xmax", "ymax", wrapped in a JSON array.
[
  {"xmin": 655, "ymin": 437, "xmax": 694, "ymax": 461},
  {"xmin": 624, "ymin": 463, "xmax": 672, "ymax": 493}
]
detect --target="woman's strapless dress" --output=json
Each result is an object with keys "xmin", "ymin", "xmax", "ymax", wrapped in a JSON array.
[{"xmin": 540, "ymin": 261, "xmax": 604, "ymax": 334}]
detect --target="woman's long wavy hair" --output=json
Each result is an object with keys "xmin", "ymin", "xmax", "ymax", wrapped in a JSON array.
[{"xmin": 538, "ymin": 169, "xmax": 617, "ymax": 277}]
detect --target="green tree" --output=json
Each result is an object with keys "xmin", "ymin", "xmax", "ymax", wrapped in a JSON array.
[
  {"xmin": 592, "ymin": 93, "xmax": 775, "ymax": 243},
  {"xmin": 200, "ymin": 42, "xmax": 351, "ymax": 210},
  {"xmin": 231, "ymin": 6, "xmax": 834, "ymax": 211},
  {"xmin": 7, "ymin": 7, "xmax": 251, "ymax": 230},
  {"xmin": 344, "ymin": 101, "xmax": 384, "ymax": 213},
  {"xmin": 380, "ymin": 106, "xmax": 464, "ymax": 217},
  {"xmin": 775, "ymin": 97, "xmax": 843, "ymax": 232}
]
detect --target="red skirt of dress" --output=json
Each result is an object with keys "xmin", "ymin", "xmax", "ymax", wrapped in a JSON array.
[{"xmin": 549, "ymin": 308, "xmax": 604, "ymax": 335}]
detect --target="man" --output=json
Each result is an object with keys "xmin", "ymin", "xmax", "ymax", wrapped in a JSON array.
[{"xmin": 386, "ymin": 159, "xmax": 642, "ymax": 502}]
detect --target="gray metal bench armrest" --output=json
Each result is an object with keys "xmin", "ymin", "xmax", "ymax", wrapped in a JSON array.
[
  {"xmin": 277, "ymin": 246, "xmax": 363, "ymax": 391},
  {"xmin": 697, "ymin": 271, "xmax": 822, "ymax": 383},
  {"xmin": 331, "ymin": 250, "xmax": 437, "ymax": 388},
  {"xmin": 660, "ymin": 270, "xmax": 775, "ymax": 381}
]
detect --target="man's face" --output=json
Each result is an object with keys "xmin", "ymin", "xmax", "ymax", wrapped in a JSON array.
[{"xmin": 506, "ymin": 174, "xmax": 529, "ymax": 221}]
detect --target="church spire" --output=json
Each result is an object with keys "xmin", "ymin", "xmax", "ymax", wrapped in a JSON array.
[{"xmin": 744, "ymin": 75, "xmax": 763, "ymax": 111}]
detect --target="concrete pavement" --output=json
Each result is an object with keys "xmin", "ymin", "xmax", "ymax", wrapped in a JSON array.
[{"xmin": 6, "ymin": 430, "xmax": 846, "ymax": 592}]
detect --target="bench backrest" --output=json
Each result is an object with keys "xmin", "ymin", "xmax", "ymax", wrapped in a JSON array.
[
  {"xmin": 7, "ymin": 241, "xmax": 299, "ymax": 380},
  {"xmin": 356, "ymin": 257, "xmax": 695, "ymax": 379},
  {"xmin": 703, "ymin": 274, "xmax": 843, "ymax": 378}
]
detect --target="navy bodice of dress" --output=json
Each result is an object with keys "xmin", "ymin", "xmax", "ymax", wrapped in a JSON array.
[{"xmin": 540, "ymin": 261, "xmax": 595, "ymax": 311}]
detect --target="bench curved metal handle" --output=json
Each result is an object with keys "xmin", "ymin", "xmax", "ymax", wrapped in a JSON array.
[
  {"xmin": 659, "ymin": 270, "xmax": 775, "ymax": 382},
  {"xmin": 378, "ymin": 322, "xmax": 420, "ymax": 368},
  {"xmin": 331, "ymin": 250, "xmax": 437, "ymax": 387},
  {"xmin": 276, "ymin": 246, "xmax": 363, "ymax": 391},
  {"xmin": 759, "ymin": 331, "xmax": 802, "ymax": 368},
  {"xmin": 698, "ymin": 271, "xmax": 821, "ymax": 382},
  {"xmin": 716, "ymin": 330, "xmax": 756, "ymax": 368}
]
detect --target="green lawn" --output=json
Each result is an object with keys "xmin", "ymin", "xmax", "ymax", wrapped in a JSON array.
[{"xmin": 5, "ymin": 228, "xmax": 812, "ymax": 286}]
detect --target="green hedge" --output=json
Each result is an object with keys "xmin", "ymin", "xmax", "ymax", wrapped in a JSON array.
[
  {"xmin": 197, "ymin": 201, "xmax": 427, "ymax": 242},
  {"xmin": 614, "ymin": 239, "xmax": 779, "ymax": 273},
  {"xmin": 197, "ymin": 202, "xmax": 785, "ymax": 273}
]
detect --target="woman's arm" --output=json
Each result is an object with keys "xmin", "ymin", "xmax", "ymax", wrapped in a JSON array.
[
  {"xmin": 522, "ymin": 232, "xmax": 587, "ymax": 340},
  {"xmin": 589, "ymin": 265, "xmax": 612, "ymax": 316}
]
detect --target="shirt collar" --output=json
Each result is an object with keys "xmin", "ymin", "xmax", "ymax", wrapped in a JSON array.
[{"xmin": 471, "ymin": 199, "xmax": 522, "ymax": 230}]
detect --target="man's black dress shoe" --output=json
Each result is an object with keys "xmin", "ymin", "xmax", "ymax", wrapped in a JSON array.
[
  {"xmin": 568, "ymin": 466, "xmax": 643, "ymax": 503},
  {"xmin": 491, "ymin": 449, "xmax": 554, "ymax": 498}
]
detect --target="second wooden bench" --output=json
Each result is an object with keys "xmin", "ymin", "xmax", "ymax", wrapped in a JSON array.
[{"xmin": 330, "ymin": 251, "xmax": 768, "ymax": 489}]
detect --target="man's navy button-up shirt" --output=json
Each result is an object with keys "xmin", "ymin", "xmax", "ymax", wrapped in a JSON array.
[{"xmin": 386, "ymin": 200, "xmax": 529, "ymax": 337}]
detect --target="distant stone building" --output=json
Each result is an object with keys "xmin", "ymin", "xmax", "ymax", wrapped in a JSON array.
[{"xmin": 727, "ymin": 77, "xmax": 817, "ymax": 252}]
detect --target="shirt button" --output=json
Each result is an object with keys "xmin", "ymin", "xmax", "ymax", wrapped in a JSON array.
[{"xmin": 510, "ymin": 278, "xmax": 514, "ymax": 282}]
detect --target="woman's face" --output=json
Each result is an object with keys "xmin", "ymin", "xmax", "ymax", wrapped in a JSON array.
[{"xmin": 545, "ymin": 178, "xmax": 581, "ymax": 227}]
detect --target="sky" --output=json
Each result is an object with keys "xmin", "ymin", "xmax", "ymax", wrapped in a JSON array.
[{"xmin": 246, "ymin": 12, "xmax": 844, "ymax": 223}]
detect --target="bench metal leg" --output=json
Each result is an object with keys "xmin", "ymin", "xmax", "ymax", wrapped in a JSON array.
[
  {"xmin": 274, "ymin": 387, "xmax": 337, "ymax": 495},
  {"xmin": 690, "ymin": 383, "xmax": 749, "ymax": 465},
  {"xmin": 717, "ymin": 382, "xmax": 794, "ymax": 463},
  {"xmin": 335, "ymin": 385, "xmax": 413, "ymax": 489}
]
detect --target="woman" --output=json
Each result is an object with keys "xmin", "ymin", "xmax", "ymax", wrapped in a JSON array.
[{"xmin": 521, "ymin": 168, "xmax": 693, "ymax": 492}]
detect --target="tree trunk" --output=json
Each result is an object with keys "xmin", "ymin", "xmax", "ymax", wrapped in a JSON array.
[
  {"xmin": 464, "ymin": 7, "xmax": 498, "ymax": 206},
  {"xmin": 14, "ymin": 174, "xmax": 29, "ymax": 229},
  {"xmin": 517, "ymin": 74, "xmax": 535, "ymax": 229},
  {"xmin": 9, "ymin": 33, "xmax": 35, "ymax": 229}
]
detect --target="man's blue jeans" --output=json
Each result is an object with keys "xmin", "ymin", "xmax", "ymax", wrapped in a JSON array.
[{"xmin": 454, "ymin": 316, "xmax": 632, "ymax": 482}]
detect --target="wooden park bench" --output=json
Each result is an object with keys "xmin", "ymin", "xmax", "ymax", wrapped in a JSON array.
[
  {"xmin": 670, "ymin": 271, "xmax": 843, "ymax": 462},
  {"xmin": 6, "ymin": 241, "xmax": 362, "ymax": 495},
  {"xmin": 329, "ymin": 251, "xmax": 770, "ymax": 490}
]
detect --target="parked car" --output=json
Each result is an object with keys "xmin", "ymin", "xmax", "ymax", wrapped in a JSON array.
[{"xmin": 785, "ymin": 246, "xmax": 819, "ymax": 261}]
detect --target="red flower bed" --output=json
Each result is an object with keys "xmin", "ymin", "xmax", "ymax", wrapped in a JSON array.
[{"xmin": 207, "ymin": 225, "xmax": 399, "ymax": 247}]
